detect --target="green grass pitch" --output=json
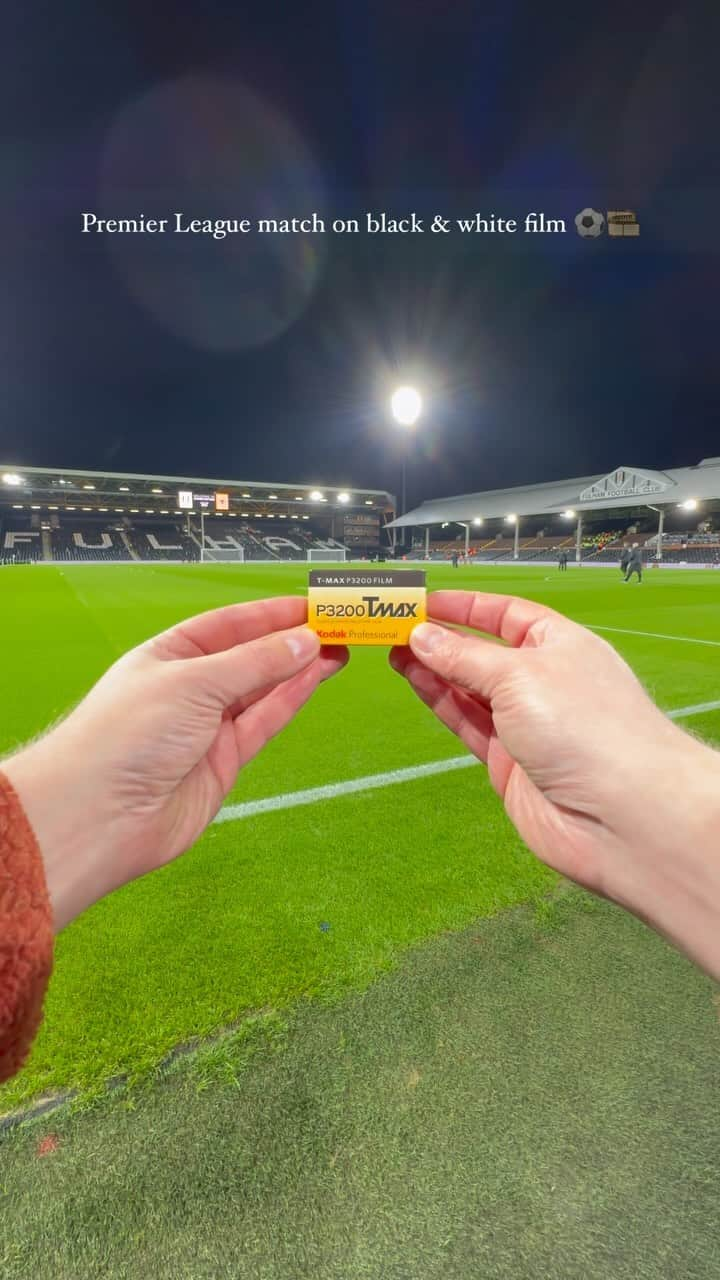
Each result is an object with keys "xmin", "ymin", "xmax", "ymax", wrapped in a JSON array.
[{"xmin": 0, "ymin": 561, "xmax": 718, "ymax": 1112}]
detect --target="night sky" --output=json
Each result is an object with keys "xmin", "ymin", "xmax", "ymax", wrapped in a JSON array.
[{"xmin": 4, "ymin": 1, "xmax": 719, "ymax": 509}]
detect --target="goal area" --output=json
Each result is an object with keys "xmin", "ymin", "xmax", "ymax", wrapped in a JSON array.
[
  {"xmin": 200, "ymin": 547, "xmax": 245, "ymax": 563},
  {"xmin": 307, "ymin": 548, "xmax": 347, "ymax": 563}
]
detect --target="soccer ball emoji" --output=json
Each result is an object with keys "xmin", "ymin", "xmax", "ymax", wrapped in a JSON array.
[{"xmin": 575, "ymin": 208, "xmax": 605, "ymax": 238}]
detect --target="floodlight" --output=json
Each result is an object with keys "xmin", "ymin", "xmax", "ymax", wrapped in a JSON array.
[
  {"xmin": 365, "ymin": 499, "xmax": 373, "ymax": 505},
  {"xmin": 506, "ymin": 514, "xmax": 517, "ymax": 524},
  {"xmin": 563, "ymin": 509, "xmax": 575, "ymax": 518},
  {"xmin": 680, "ymin": 498, "xmax": 698, "ymax": 510},
  {"xmin": 310, "ymin": 490, "xmax": 324, "ymax": 501},
  {"xmin": 2, "ymin": 473, "xmax": 23, "ymax": 486},
  {"xmin": 151, "ymin": 488, "xmax": 163, "ymax": 494},
  {"xmin": 337, "ymin": 492, "xmax": 350, "ymax": 503},
  {"xmin": 473, "ymin": 517, "xmax": 483, "ymax": 525},
  {"xmin": 269, "ymin": 493, "xmax": 278, "ymax": 499},
  {"xmin": 83, "ymin": 484, "xmax": 95, "ymax": 490},
  {"xmin": 391, "ymin": 385, "xmax": 422, "ymax": 426},
  {"xmin": 119, "ymin": 486, "xmax": 129, "ymax": 491}
]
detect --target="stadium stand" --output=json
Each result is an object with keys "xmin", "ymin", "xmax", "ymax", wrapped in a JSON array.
[
  {"xmin": 128, "ymin": 525, "xmax": 197, "ymax": 561},
  {"xmin": 0, "ymin": 513, "xmax": 42, "ymax": 564},
  {"xmin": 51, "ymin": 526, "xmax": 131, "ymax": 562}
]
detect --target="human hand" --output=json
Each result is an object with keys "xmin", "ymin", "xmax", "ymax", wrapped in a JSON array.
[
  {"xmin": 391, "ymin": 591, "xmax": 720, "ymax": 977},
  {"xmin": 4, "ymin": 597, "xmax": 347, "ymax": 931}
]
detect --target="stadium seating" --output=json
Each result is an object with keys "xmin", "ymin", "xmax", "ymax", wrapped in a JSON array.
[
  {"xmin": 129, "ymin": 525, "xmax": 197, "ymax": 561},
  {"xmin": 0, "ymin": 515, "xmax": 42, "ymax": 563},
  {"xmin": 50, "ymin": 527, "xmax": 131, "ymax": 562}
]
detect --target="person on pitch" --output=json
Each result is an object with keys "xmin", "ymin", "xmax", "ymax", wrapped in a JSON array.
[{"xmin": 624, "ymin": 543, "xmax": 643, "ymax": 583}]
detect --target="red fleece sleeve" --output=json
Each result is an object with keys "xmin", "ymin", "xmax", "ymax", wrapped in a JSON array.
[{"xmin": 0, "ymin": 772, "xmax": 54, "ymax": 1084}]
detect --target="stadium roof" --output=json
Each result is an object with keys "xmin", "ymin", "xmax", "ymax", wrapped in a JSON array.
[
  {"xmin": 388, "ymin": 460, "xmax": 720, "ymax": 527},
  {"xmin": 0, "ymin": 466, "xmax": 394, "ymax": 515}
]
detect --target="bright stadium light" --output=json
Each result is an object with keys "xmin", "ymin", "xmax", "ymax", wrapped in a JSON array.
[
  {"xmin": 2, "ymin": 473, "xmax": 23, "ymax": 486},
  {"xmin": 309, "ymin": 490, "xmax": 324, "ymax": 501},
  {"xmin": 391, "ymin": 385, "xmax": 422, "ymax": 426},
  {"xmin": 473, "ymin": 517, "xmax": 483, "ymax": 525},
  {"xmin": 83, "ymin": 484, "xmax": 95, "ymax": 490},
  {"xmin": 506, "ymin": 514, "xmax": 517, "ymax": 524},
  {"xmin": 119, "ymin": 486, "xmax": 129, "ymax": 491},
  {"xmin": 337, "ymin": 492, "xmax": 350, "ymax": 503},
  {"xmin": 680, "ymin": 498, "xmax": 698, "ymax": 510},
  {"xmin": 563, "ymin": 509, "xmax": 575, "ymax": 518},
  {"xmin": 391, "ymin": 385, "xmax": 423, "ymax": 522}
]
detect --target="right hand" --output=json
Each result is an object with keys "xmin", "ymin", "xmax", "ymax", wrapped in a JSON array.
[{"xmin": 390, "ymin": 591, "xmax": 720, "ymax": 976}]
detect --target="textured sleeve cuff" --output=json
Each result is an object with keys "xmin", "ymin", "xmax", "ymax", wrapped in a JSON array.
[{"xmin": 0, "ymin": 771, "xmax": 54, "ymax": 1084}]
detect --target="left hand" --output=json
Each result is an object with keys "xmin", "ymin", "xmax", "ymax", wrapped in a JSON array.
[{"xmin": 4, "ymin": 597, "xmax": 347, "ymax": 930}]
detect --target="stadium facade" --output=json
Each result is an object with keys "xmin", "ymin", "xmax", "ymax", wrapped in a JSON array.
[
  {"xmin": 388, "ymin": 460, "xmax": 720, "ymax": 565},
  {"xmin": 0, "ymin": 466, "xmax": 395, "ymax": 564},
  {"xmin": 2, "ymin": 460, "xmax": 719, "ymax": 567}
]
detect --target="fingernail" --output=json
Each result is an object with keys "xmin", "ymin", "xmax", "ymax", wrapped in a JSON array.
[
  {"xmin": 286, "ymin": 627, "xmax": 319, "ymax": 661},
  {"xmin": 410, "ymin": 622, "xmax": 445, "ymax": 655}
]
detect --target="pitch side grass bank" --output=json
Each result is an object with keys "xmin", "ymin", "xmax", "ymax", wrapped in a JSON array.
[{"xmin": 1, "ymin": 890, "xmax": 719, "ymax": 1280}]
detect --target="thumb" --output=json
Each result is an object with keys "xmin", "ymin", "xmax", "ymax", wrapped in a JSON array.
[
  {"xmin": 408, "ymin": 622, "xmax": 513, "ymax": 702},
  {"xmin": 187, "ymin": 625, "xmax": 321, "ymax": 707}
]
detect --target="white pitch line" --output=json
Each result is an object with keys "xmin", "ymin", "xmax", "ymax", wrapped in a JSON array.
[
  {"xmin": 214, "ymin": 755, "xmax": 479, "ymax": 823},
  {"xmin": 668, "ymin": 699, "xmax": 720, "ymax": 720},
  {"xmin": 590, "ymin": 625, "xmax": 720, "ymax": 648},
  {"xmin": 214, "ymin": 697, "xmax": 720, "ymax": 826}
]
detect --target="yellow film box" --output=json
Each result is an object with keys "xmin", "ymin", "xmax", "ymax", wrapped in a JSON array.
[{"xmin": 308, "ymin": 569, "xmax": 426, "ymax": 646}]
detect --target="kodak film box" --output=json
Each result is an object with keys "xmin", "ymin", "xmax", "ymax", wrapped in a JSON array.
[{"xmin": 308, "ymin": 569, "xmax": 426, "ymax": 645}]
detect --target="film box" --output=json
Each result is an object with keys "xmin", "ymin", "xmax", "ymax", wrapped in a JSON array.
[{"xmin": 308, "ymin": 569, "xmax": 426, "ymax": 646}]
